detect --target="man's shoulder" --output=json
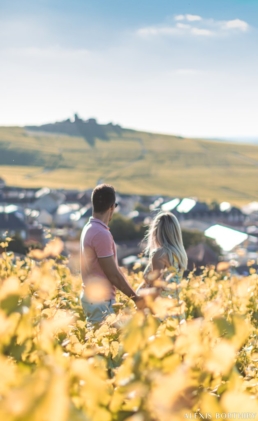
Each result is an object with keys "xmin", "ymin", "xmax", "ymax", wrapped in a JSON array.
[{"xmin": 82, "ymin": 222, "xmax": 112, "ymax": 242}]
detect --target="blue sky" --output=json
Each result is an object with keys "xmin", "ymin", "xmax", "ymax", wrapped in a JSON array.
[{"xmin": 1, "ymin": 0, "xmax": 258, "ymax": 137}]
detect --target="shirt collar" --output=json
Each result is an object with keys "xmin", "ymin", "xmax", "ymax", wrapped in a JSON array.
[{"xmin": 89, "ymin": 216, "xmax": 110, "ymax": 230}]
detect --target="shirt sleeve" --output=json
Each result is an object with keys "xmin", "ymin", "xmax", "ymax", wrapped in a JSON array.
[{"xmin": 92, "ymin": 231, "xmax": 114, "ymax": 258}]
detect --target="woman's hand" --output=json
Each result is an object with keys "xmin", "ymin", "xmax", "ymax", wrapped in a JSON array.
[{"xmin": 136, "ymin": 281, "xmax": 150, "ymax": 294}]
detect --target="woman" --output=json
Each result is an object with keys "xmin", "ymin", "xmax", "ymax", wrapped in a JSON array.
[{"xmin": 140, "ymin": 211, "xmax": 188, "ymax": 320}]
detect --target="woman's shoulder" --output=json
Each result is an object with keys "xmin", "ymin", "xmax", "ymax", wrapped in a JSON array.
[
  {"xmin": 151, "ymin": 248, "xmax": 170, "ymax": 265},
  {"xmin": 151, "ymin": 247, "xmax": 164, "ymax": 258},
  {"xmin": 152, "ymin": 249, "xmax": 181, "ymax": 270}
]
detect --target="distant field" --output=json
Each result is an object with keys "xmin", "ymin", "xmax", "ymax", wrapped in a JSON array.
[{"xmin": 1, "ymin": 126, "xmax": 258, "ymax": 205}]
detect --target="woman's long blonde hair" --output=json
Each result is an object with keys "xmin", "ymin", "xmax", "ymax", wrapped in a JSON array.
[{"xmin": 145, "ymin": 211, "xmax": 188, "ymax": 270}]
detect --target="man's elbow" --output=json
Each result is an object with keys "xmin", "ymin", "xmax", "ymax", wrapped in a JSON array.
[{"xmin": 106, "ymin": 271, "xmax": 121, "ymax": 287}]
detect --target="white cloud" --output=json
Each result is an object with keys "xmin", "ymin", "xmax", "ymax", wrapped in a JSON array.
[
  {"xmin": 137, "ymin": 27, "xmax": 156, "ymax": 36},
  {"xmin": 137, "ymin": 24, "xmax": 213, "ymax": 38},
  {"xmin": 176, "ymin": 23, "xmax": 191, "ymax": 29},
  {"xmin": 174, "ymin": 15, "xmax": 185, "ymax": 21},
  {"xmin": 191, "ymin": 28, "xmax": 213, "ymax": 36},
  {"xmin": 137, "ymin": 15, "xmax": 250, "ymax": 38},
  {"xmin": 186, "ymin": 14, "xmax": 203, "ymax": 22},
  {"xmin": 221, "ymin": 19, "xmax": 249, "ymax": 32},
  {"xmin": 175, "ymin": 14, "xmax": 202, "ymax": 22},
  {"xmin": 137, "ymin": 26, "xmax": 178, "ymax": 36}
]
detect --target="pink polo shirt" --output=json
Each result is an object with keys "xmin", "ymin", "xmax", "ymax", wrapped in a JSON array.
[{"xmin": 80, "ymin": 217, "xmax": 116, "ymax": 300}]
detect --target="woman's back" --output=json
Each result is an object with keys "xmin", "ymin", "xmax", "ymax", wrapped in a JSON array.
[
  {"xmin": 141, "ymin": 211, "xmax": 187, "ymax": 320},
  {"xmin": 142, "ymin": 248, "xmax": 186, "ymax": 321},
  {"xmin": 144, "ymin": 248, "xmax": 183, "ymax": 284}
]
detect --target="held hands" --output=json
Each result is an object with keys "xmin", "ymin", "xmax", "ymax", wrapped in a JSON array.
[
  {"xmin": 133, "ymin": 288, "xmax": 159, "ymax": 310},
  {"xmin": 133, "ymin": 268, "xmax": 164, "ymax": 310},
  {"xmin": 134, "ymin": 296, "xmax": 147, "ymax": 310}
]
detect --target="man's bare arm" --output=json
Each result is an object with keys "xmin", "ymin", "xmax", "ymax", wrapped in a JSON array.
[{"xmin": 98, "ymin": 256, "xmax": 140, "ymax": 302}]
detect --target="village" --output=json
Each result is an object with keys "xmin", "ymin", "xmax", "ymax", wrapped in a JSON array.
[{"xmin": 0, "ymin": 175, "xmax": 257, "ymax": 276}]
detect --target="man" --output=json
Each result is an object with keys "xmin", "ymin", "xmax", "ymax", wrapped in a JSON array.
[{"xmin": 80, "ymin": 183, "xmax": 145, "ymax": 324}]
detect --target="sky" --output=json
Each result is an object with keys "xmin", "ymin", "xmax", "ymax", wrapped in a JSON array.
[{"xmin": 1, "ymin": 0, "xmax": 258, "ymax": 138}]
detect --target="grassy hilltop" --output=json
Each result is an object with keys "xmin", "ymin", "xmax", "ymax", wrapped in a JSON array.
[{"xmin": 0, "ymin": 122, "xmax": 258, "ymax": 205}]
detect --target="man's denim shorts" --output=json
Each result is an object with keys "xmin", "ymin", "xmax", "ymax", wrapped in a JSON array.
[{"xmin": 80, "ymin": 291, "xmax": 115, "ymax": 324}]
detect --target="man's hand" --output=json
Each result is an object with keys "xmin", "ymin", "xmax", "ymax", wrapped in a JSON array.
[
  {"xmin": 133, "ymin": 296, "xmax": 147, "ymax": 310},
  {"xmin": 133, "ymin": 288, "xmax": 159, "ymax": 310}
]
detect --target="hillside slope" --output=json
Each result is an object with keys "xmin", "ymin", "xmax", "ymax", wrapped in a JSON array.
[{"xmin": 0, "ymin": 123, "xmax": 258, "ymax": 204}]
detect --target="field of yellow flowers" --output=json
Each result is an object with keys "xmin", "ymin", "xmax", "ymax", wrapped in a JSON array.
[{"xmin": 1, "ymin": 239, "xmax": 258, "ymax": 421}]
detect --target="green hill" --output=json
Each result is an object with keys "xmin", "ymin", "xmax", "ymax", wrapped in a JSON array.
[{"xmin": 0, "ymin": 120, "xmax": 258, "ymax": 205}]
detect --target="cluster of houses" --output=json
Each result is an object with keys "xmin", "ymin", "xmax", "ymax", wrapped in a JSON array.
[{"xmin": 0, "ymin": 176, "xmax": 258, "ymax": 274}]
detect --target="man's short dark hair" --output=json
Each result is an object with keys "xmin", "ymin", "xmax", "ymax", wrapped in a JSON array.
[{"xmin": 92, "ymin": 184, "xmax": 116, "ymax": 213}]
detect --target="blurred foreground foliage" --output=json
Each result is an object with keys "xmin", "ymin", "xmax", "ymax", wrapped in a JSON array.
[
  {"xmin": 0, "ymin": 235, "xmax": 44, "ymax": 256},
  {"xmin": 0, "ymin": 242, "xmax": 258, "ymax": 421},
  {"xmin": 0, "ymin": 235, "xmax": 27, "ymax": 255}
]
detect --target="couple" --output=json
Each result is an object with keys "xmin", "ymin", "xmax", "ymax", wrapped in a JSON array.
[{"xmin": 80, "ymin": 184, "xmax": 188, "ymax": 324}]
